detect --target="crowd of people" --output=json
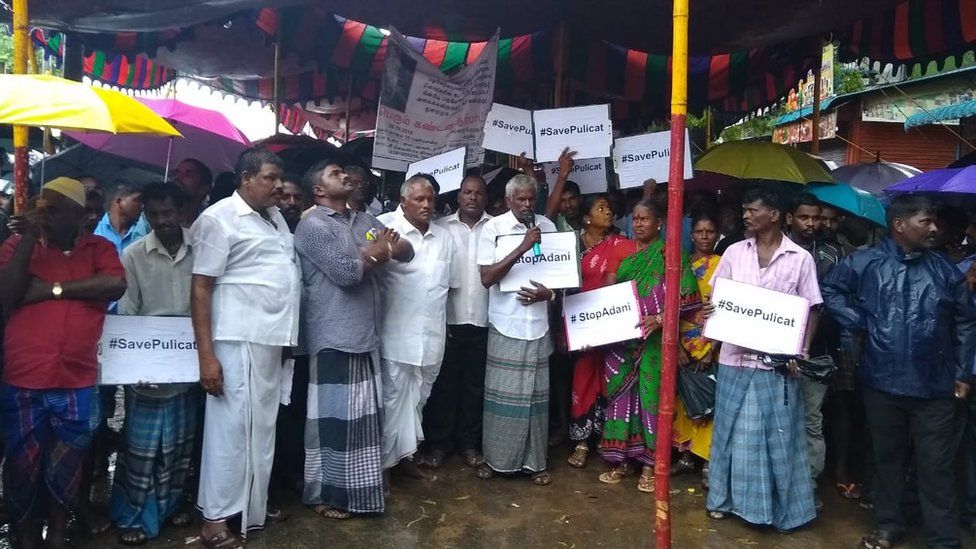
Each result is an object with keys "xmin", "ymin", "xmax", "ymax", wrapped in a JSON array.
[{"xmin": 1, "ymin": 146, "xmax": 976, "ymax": 549}]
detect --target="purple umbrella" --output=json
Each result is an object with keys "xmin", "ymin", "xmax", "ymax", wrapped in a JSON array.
[
  {"xmin": 64, "ymin": 98, "xmax": 250, "ymax": 178},
  {"xmin": 884, "ymin": 166, "xmax": 976, "ymax": 195}
]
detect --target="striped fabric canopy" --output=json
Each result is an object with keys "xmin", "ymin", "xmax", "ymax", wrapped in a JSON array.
[
  {"xmin": 30, "ymin": 29, "xmax": 176, "ymax": 90},
  {"xmin": 840, "ymin": 0, "xmax": 976, "ymax": 64}
]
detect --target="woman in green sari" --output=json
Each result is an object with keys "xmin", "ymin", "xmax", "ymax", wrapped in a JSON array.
[{"xmin": 597, "ymin": 199, "xmax": 706, "ymax": 492}]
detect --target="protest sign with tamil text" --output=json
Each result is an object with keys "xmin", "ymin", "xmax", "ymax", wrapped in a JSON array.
[
  {"xmin": 98, "ymin": 315, "xmax": 199, "ymax": 385},
  {"xmin": 495, "ymin": 231, "xmax": 581, "ymax": 292},
  {"xmin": 543, "ymin": 157, "xmax": 608, "ymax": 194},
  {"xmin": 406, "ymin": 147, "xmax": 466, "ymax": 192},
  {"xmin": 372, "ymin": 28, "xmax": 497, "ymax": 172},
  {"xmin": 703, "ymin": 277, "xmax": 812, "ymax": 355},
  {"xmin": 612, "ymin": 130, "xmax": 693, "ymax": 189},
  {"xmin": 562, "ymin": 281, "xmax": 643, "ymax": 351},
  {"xmin": 532, "ymin": 104, "xmax": 613, "ymax": 162},
  {"xmin": 482, "ymin": 103, "xmax": 535, "ymax": 158}
]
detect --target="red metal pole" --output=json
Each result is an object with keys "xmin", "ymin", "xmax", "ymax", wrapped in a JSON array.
[{"xmin": 653, "ymin": 0, "xmax": 689, "ymax": 546}]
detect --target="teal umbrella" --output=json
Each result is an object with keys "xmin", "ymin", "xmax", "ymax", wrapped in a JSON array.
[{"xmin": 807, "ymin": 182, "xmax": 886, "ymax": 227}]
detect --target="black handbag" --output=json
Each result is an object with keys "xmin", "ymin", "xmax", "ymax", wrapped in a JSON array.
[
  {"xmin": 762, "ymin": 354, "xmax": 837, "ymax": 384},
  {"xmin": 676, "ymin": 363, "xmax": 717, "ymax": 420}
]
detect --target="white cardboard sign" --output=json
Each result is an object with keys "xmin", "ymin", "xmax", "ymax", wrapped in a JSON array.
[
  {"xmin": 703, "ymin": 277, "xmax": 811, "ymax": 355},
  {"xmin": 532, "ymin": 104, "xmax": 613, "ymax": 162},
  {"xmin": 562, "ymin": 281, "xmax": 643, "ymax": 351},
  {"xmin": 406, "ymin": 146, "xmax": 466, "ymax": 193},
  {"xmin": 612, "ymin": 130, "xmax": 694, "ymax": 189},
  {"xmin": 482, "ymin": 103, "xmax": 535, "ymax": 158},
  {"xmin": 98, "ymin": 315, "xmax": 199, "ymax": 385},
  {"xmin": 495, "ymin": 231, "xmax": 581, "ymax": 292},
  {"xmin": 543, "ymin": 157, "xmax": 608, "ymax": 195}
]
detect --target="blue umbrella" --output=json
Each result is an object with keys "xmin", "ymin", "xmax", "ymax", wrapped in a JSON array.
[
  {"xmin": 807, "ymin": 182, "xmax": 887, "ymax": 227},
  {"xmin": 884, "ymin": 166, "xmax": 976, "ymax": 194}
]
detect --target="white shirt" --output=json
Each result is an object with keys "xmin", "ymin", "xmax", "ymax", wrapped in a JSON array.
[
  {"xmin": 376, "ymin": 210, "xmax": 459, "ymax": 366},
  {"xmin": 189, "ymin": 191, "xmax": 301, "ymax": 347},
  {"xmin": 119, "ymin": 229, "xmax": 193, "ymax": 317},
  {"xmin": 119, "ymin": 229, "xmax": 194, "ymax": 398},
  {"xmin": 476, "ymin": 210, "xmax": 557, "ymax": 341},
  {"xmin": 435, "ymin": 212, "xmax": 492, "ymax": 327}
]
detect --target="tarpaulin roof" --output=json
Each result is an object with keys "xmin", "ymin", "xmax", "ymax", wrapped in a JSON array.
[
  {"xmin": 24, "ymin": 0, "xmax": 913, "ymax": 55},
  {"xmin": 904, "ymin": 98, "xmax": 976, "ymax": 128}
]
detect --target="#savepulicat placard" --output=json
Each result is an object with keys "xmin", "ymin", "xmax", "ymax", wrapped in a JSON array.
[{"xmin": 703, "ymin": 277, "xmax": 811, "ymax": 355}]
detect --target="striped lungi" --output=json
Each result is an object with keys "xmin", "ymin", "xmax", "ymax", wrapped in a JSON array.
[
  {"xmin": 482, "ymin": 326, "xmax": 552, "ymax": 474},
  {"xmin": 0, "ymin": 385, "xmax": 100, "ymax": 522},
  {"xmin": 706, "ymin": 364, "xmax": 816, "ymax": 531},
  {"xmin": 304, "ymin": 350, "xmax": 385, "ymax": 514},
  {"xmin": 110, "ymin": 389, "xmax": 197, "ymax": 538}
]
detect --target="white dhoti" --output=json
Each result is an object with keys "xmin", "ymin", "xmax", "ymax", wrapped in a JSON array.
[
  {"xmin": 380, "ymin": 359, "xmax": 442, "ymax": 469},
  {"xmin": 198, "ymin": 341, "xmax": 282, "ymax": 535}
]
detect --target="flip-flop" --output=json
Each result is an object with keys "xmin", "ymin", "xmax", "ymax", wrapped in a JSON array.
[
  {"xmin": 200, "ymin": 529, "xmax": 244, "ymax": 549},
  {"xmin": 461, "ymin": 450, "xmax": 485, "ymax": 468},
  {"xmin": 118, "ymin": 528, "xmax": 148, "ymax": 547},
  {"xmin": 312, "ymin": 505, "xmax": 351, "ymax": 520},
  {"xmin": 836, "ymin": 482, "xmax": 863, "ymax": 500},
  {"xmin": 532, "ymin": 471, "xmax": 552, "ymax": 486},
  {"xmin": 476, "ymin": 464, "xmax": 495, "ymax": 480}
]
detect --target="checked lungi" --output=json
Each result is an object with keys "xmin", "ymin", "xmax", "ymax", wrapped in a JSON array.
[
  {"xmin": 706, "ymin": 364, "xmax": 816, "ymax": 531},
  {"xmin": 482, "ymin": 327, "xmax": 552, "ymax": 474},
  {"xmin": 303, "ymin": 350, "xmax": 385, "ymax": 514},
  {"xmin": 0, "ymin": 384, "xmax": 100, "ymax": 522},
  {"xmin": 110, "ymin": 389, "xmax": 197, "ymax": 538}
]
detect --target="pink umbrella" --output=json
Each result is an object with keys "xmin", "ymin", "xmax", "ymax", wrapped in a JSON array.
[{"xmin": 64, "ymin": 98, "xmax": 250, "ymax": 178}]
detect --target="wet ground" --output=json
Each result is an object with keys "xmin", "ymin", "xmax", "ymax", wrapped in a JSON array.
[{"xmin": 64, "ymin": 443, "xmax": 975, "ymax": 549}]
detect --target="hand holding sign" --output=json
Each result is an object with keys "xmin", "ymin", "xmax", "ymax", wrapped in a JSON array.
[
  {"xmin": 558, "ymin": 148, "xmax": 577, "ymax": 178},
  {"xmin": 533, "ymin": 104, "xmax": 613, "ymax": 162}
]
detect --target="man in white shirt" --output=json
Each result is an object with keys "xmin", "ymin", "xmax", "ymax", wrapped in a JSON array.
[
  {"xmin": 112, "ymin": 183, "xmax": 196, "ymax": 545},
  {"xmin": 476, "ymin": 174, "xmax": 557, "ymax": 486},
  {"xmin": 189, "ymin": 148, "xmax": 301, "ymax": 546},
  {"xmin": 376, "ymin": 175, "xmax": 458, "ymax": 480},
  {"xmin": 422, "ymin": 175, "xmax": 492, "ymax": 469}
]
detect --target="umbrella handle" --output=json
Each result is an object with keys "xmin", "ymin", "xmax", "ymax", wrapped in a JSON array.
[{"xmin": 163, "ymin": 137, "xmax": 173, "ymax": 182}]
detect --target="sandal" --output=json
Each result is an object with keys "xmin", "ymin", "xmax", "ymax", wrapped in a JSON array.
[
  {"xmin": 118, "ymin": 528, "xmax": 148, "ymax": 546},
  {"xmin": 669, "ymin": 455, "xmax": 695, "ymax": 476},
  {"xmin": 266, "ymin": 507, "xmax": 290, "ymax": 523},
  {"xmin": 421, "ymin": 450, "xmax": 445, "ymax": 469},
  {"xmin": 200, "ymin": 529, "xmax": 244, "ymax": 549},
  {"xmin": 567, "ymin": 442, "xmax": 589, "ymax": 469},
  {"xmin": 598, "ymin": 463, "xmax": 634, "ymax": 484},
  {"xmin": 532, "ymin": 471, "xmax": 552, "ymax": 486},
  {"xmin": 476, "ymin": 464, "xmax": 495, "ymax": 480},
  {"xmin": 168, "ymin": 510, "xmax": 193, "ymax": 528},
  {"xmin": 461, "ymin": 450, "xmax": 485, "ymax": 468},
  {"xmin": 836, "ymin": 482, "xmax": 863, "ymax": 500},
  {"xmin": 859, "ymin": 530, "xmax": 900, "ymax": 549},
  {"xmin": 312, "ymin": 505, "xmax": 351, "ymax": 520},
  {"xmin": 706, "ymin": 510, "xmax": 728, "ymax": 520},
  {"xmin": 637, "ymin": 467, "xmax": 655, "ymax": 493}
]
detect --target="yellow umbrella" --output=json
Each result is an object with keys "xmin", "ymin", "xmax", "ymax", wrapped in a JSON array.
[
  {"xmin": 0, "ymin": 74, "xmax": 180, "ymax": 136},
  {"xmin": 694, "ymin": 141, "xmax": 833, "ymax": 184}
]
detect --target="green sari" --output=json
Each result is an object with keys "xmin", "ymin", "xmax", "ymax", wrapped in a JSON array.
[{"xmin": 598, "ymin": 238, "xmax": 702, "ymax": 466}]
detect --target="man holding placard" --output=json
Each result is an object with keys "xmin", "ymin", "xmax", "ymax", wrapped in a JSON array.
[
  {"xmin": 702, "ymin": 187, "xmax": 822, "ymax": 532},
  {"xmin": 189, "ymin": 148, "xmax": 301, "ymax": 545},
  {"xmin": 376, "ymin": 176, "xmax": 458, "ymax": 479},
  {"xmin": 111, "ymin": 183, "xmax": 196, "ymax": 545},
  {"xmin": 476, "ymin": 173, "xmax": 558, "ymax": 486}
]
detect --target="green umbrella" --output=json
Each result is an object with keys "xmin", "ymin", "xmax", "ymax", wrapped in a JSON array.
[{"xmin": 807, "ymin": 182, "xmax": 886, "ymax": 227}]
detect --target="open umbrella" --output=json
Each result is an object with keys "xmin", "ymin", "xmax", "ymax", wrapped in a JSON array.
[
  {"xmin": 694, "ymin": 141, "xmax": 833, "ymax": 185},
  {"xmin": 884, "ymin": 166, "xmax": 976, "ymax": 195},
  {"xmin": 807, "ymin": 182, "xmax": 887, "ymax": 227},
  {"xmin": 830, "ymin": 159, "xmax": 921, "ymax": 195},
  {"xmin": 64, "ymin": 98, "xmax": 248, "ymax": 175},
  {"xmin": 0, "ymin": 74, "xmax": 179, "ymax": 136}
]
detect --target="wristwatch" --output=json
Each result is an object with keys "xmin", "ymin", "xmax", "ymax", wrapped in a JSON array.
[{"xmin": 51, "ymin": 282, "xmax": 63, "ymax": 299}]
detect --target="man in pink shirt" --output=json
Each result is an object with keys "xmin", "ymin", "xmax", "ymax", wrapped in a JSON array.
[{"xmin": 702, "ymin": 187, "xmax": 822, "ymax": 533}]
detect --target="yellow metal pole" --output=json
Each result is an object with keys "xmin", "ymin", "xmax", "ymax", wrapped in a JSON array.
[
  {"xmin": 654, "ymin": 0, "xmax": 688, "ymax": 546},
  {"xmin": 12, "ymin": 0, "xmax": 29, "ymax": 213}
]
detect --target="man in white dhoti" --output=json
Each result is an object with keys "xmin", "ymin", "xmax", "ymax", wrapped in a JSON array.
[
  {"xmin": 377, "ymin": 175, "xmax": 459, "ymax": 480},
  {"xmin": 189, "ymin": 148, "xmax": 301, "ymax": 547}
]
